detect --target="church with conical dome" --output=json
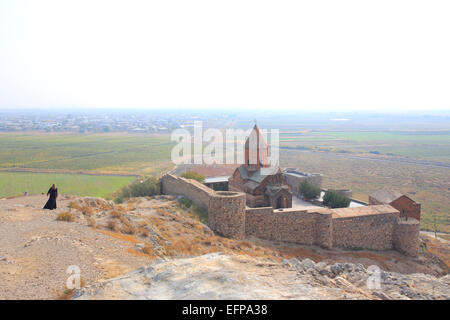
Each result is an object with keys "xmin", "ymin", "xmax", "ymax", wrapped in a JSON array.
[{"xmin": 228, "ymin": 125, "xmax": 292, "ymax": 208}]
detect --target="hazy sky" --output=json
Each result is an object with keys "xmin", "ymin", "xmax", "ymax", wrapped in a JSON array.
[{"xmin": 1, "ymin": 0, "xmax": 449, "ymax": 111}]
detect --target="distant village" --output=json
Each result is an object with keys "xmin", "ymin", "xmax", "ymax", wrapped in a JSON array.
[{"xmin": 0, "ymin": 111, "xmax": 216, "ymax": 133}]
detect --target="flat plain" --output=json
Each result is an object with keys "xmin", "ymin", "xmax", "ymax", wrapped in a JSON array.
[
  {"xmin": 0, "ymin": 129, "xmax": 448, "ymax": 232},
  {"xmin": 0, "ymin": 133, "xmax": 174, "ymax": 174},
  {"xmin": 0, "ymin": 133, "xmax": 174, "ymax": 199}
]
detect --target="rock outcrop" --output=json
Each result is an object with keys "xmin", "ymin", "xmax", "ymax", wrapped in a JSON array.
[{"xmin": 73, "ymin": 253, "xmax": 450, "ymax": 300}]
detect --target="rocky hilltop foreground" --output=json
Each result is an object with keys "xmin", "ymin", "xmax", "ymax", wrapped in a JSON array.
[
  {"xmin": 0, "ymin": 194, "xmax": 448, "ymax": 300},
  {"xmin": 74, "ymin": 253, "xmax": 449, "ymax": 300}
]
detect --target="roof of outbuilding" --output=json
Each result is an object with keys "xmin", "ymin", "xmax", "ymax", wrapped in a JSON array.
[
  {"xmin": 370, "ymin": 188, "xmax": 403, "ymax": 204},
  {"xmin": 331, "ymin": 204, "xmax": 399, "ymax": 218},
  {"xmin": 204, "ymin": 176, "xmax": 230, "ymax": 184}
]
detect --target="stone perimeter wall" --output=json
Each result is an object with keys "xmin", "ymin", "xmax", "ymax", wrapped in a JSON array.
[
  {"xmin": 244, "ymin": 207, "xmax": 333, "ymax": 249},
  {"xmin": 209, "ymin": 192, "xmax": 246, "ymax": 240},
  {"xmin": 160, "ymin": 174, "xmax": 212, "ymax": 209},
  {"xmin": 161, "ymin": 174, "xmax": 246, "ymax": 239},
  {"xmin": 332, "ymin": 214, "xmax": 397, "ymax": 251},
  {"xmin": 160, "ymin": 174, "xmax": 418, "ymax": 256},
  {"xmin": 394, "ymin": 219, "xmax": 420, "ymax": 257}
]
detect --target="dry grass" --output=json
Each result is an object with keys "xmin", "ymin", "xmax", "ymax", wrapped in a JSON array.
[
  {"xmin": 97, "ymin": 201, "xmax": 114, "ymax": 211},
  {"xmin": 119, "ymin": 216, "xmax": 129, "ymax": 224},
  {"xmin": 147, "ymin": 206, "xmax": 282, "ymax": 259},
  {"xmin": 156, "ymin": 208, "xmax": 170, "ymax": 216},
  {"xmin": 120, "ymin": 223, "xmax": 136, "ymax": 235},
  {"xmin": 239, "ymin": 240, "xmax": 254, "ymax": 249},
  {"xmin": 55, "ymin": 278, "xmax": 86, "ymax": 300},
  {"xmin": 126, "ymin": 202, "xmax": 136, "ymax": 211},
  {"xmin": 149, "ymin": 215, "xmax": 173, "ymax": 239},
  {"xmin": 56, "ymin": 212, "xmax": 75, "ymax": 222},
  {"xmin": 106, "ymin": 219, "xmax": 118, "ymax": 231},
  {"xmin": 166, "ymin": 239, "xmax": 196, "ymax": 256},
  {"xmin": 86, "ymin": 217, "xmax": 96, "ymax": 228},
  {"xmin": 142, "ymin": 244, "xmax": 153, "ymax": 254},
  {"xmin": 126, "ymin": 248, "xmax": 155, "ymax": 259},
  {"xmin": 138, "ymin": 227, "xmax": 150, "ymax": 237},
  {"xmin": 97, "ymin": 229, "xmax": 141, "ymax": 244},
  {"xmin": 68, "ymin": 201, "xmax": 83, "ymax": 211},
  {"xmin": 81, "ymin": 206, "xmax": 94, "ymax": 216},
  {"xmin": 341, "ymin": 251, "xmax": 392, "ymax": 269},
  {"xmin": 109, "ymin": 210, "xmax": 122, "ymax": 218},
  {"xmin": 137, "ymin": 220, "xmax": 149, "ymax": 227},
  {"xmin": 119, "ymin": 217, "xmax": 137, "ymax": 234},
  {"xmin": 201, "ymin": 239, "xmax": 212, "ymax": 246},
  {"xmin": 423, "ymin": 235, "xmax": 450, "ymax": 269},
  {"xmin": 68, "ymin": 201, "xmax": 98, "ymax": 217}
]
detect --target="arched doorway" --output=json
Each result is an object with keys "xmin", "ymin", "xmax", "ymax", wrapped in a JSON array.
[{"xmin": 276, "ymin": 196, "xmax": 286, "ymax": 209}]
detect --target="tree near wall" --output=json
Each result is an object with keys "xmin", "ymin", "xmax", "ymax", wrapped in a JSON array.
[
  {"xmin": 323, "ymin": 189, "xmax": 350, "ymax": 208},
  {"xmin": 181, "ymin": 170, "xmax": 205, "ymax": 183},
  {"xmin": 298, "ymin": 180, "xmax": 321, "ymax": 200}
]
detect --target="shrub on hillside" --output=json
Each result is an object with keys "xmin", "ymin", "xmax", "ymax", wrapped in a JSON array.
[
  {"xmin": 193, "ymin": 205, "xmax": 208, "ymax": 223},
  {"xmin": 106, "ymin": 219, "xmax": 118, "ymax": 231},
  {"xmin": 322, "ymin": 189, "xmax": 351, "ymax": 208},
  {"xmin": 86, "ymin": 217, "xmax": 96, "ymax": 228},
  {"xmin": 178, "ymin": 197, "xmax": 193, "ymax": 209},
  {"xmin": 177, "ymin": 197, "xmax": 208, "ymax": 223},
  {"xmin": 68, "ymin": 201, "xmax": 82, "ymax": 211},
  {"xmin": 298, "ymin": 180, "xmax": 321, "ymax": 200},
  {"xmin": 114, "ymin": 177, "xmax": 160, "ymax": 203},
  {"xmin": 142, "ymin": 244, "xmax": 153, "ymax": 255},
  {"xmin": 56, "ymin": 212, "xmax": 75, "ymax": 222},
  {"xmin": 120, "ymin": 223, "xmax": 136, "ymax": 235},
  {"xmin": 81, "ymin": 206, "xmax": 94, "ymax": 216},
  {"xmin": 109, "ymin": 210, "xmax": 122, "ymax": 218},
  {"xmin": 138, "ymin": 227, "xmax": 150, "ymax": 237},
  {"xmin": 181, "ymin": 171, "xmax": 205, "ymax": 183}
]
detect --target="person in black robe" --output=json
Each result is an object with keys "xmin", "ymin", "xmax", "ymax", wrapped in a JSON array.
[{"xmin": 43, "ymin": 184, "xmax": 58, "ymax": 210}]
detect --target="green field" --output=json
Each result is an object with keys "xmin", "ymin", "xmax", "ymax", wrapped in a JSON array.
[
  {"xmin": 280, "ymin": 131, "xmax": 450, "ymax": 162},
  {"xmin": 0, "ymin": 172, "xmax": 135, "ymax": 199},
  {"xmin": 0, "ymin": 133, "xmax": 175, "ymax": 199},
  {"xmin": 0, "ymin": 133, "xmax": 174, "ymax": 175}
]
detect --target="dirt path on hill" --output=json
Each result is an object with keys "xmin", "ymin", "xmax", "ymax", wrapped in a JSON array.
[{"xmin": 0, "ymin": 195, "xmax": 150, "ymax": 300}]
